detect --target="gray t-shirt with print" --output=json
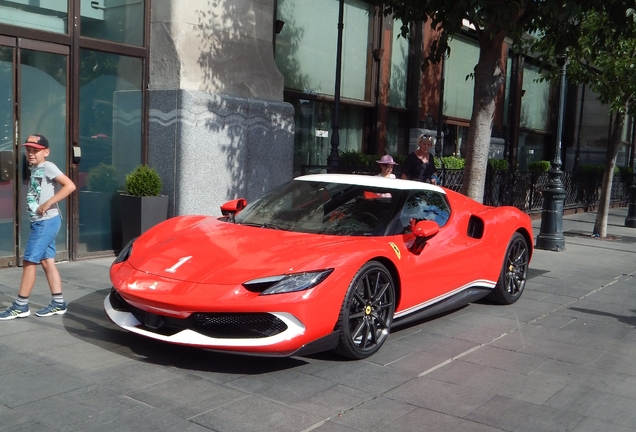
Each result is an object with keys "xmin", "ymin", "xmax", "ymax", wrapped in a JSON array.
[{"xmin": 26, "ymin": 161, "xmax": 63, "ymax": 221}]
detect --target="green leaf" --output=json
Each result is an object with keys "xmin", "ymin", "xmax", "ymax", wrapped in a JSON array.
[{"xmin": 125, "ymin": 165, "xmax": 162, "ymax": 197}]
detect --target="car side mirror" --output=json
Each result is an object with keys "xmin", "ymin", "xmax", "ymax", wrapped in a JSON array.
[
  {"xmin": 409, "ymin": 219, "xmax": 439, "ymax": 255},
  {"xmin": 412, "ymin": 219, "xmax": 439, "ymax": 238},
  {"xmin": 220, "ymin": 198, "xmax": 247, "ymax": 222}
]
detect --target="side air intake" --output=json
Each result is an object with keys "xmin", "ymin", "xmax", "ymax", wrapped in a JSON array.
[{"xmin": 467, "ymin": 215, "xmax": 484, "ymax": 239}]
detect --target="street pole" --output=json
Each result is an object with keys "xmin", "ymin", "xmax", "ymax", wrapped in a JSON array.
[
  {"xmin": 536, "ymin": 55, "xmax": 567, "ymax": 251},
  {"xmin": 436, "ymin": 54, "xmax": 446, "ymax": 183},
  {"xmin": 625, "ymin": 121, "xmax": 636, "ymax": 227},
  {"xmin": 327, "ymin": 0, "xmax": 344, "ymax": 167}
]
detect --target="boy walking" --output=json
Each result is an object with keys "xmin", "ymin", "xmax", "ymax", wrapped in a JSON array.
[{"xmin": 0, "ymin": 134, "xmax": 76, "ymax": 320}]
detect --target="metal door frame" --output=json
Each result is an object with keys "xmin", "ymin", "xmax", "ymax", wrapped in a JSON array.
[{"xmin": 0, "ymin": 38, "xmax": 71, "ymax": 268}]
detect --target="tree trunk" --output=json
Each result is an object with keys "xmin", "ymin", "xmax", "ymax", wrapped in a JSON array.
[
  {"xmin": 460, "ymin": 36, "xmax": 505, "ymax": 202},
  {"xmin": 593, "ymin": 109, "xmax": 626, "ymax": 237}
]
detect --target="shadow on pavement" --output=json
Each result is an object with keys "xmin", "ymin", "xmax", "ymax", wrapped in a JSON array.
[
  {"xmin": 60, "ymin": 290, "xmax": 315, "ymax": 374},
  {"xmin": 567, "ymin": 306, "xmax": 636, "ymax": 327}
]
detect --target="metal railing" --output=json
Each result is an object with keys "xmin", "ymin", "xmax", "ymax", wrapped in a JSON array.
[{"xmin": 300, "ymin": 165, "xmax": 631, "ymax": 214}]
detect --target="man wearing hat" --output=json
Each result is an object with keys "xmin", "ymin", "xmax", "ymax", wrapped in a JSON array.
[{"xmin": 0, "ymin": 133, "xmax": 76, "ymax": 320}]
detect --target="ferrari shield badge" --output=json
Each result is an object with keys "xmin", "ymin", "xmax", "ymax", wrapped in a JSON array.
[{"xmin": 389, "ymin": 242, "xmax": 401, "ymax": 260}]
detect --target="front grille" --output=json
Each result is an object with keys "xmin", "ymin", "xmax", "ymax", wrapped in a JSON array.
[
  {"xmin": 109, "ymin": 289, "xmax": 288, "ymax": 339},
  {"xmin": 190, "ymin": 313, "xmax": 288, "ymax": 339}
]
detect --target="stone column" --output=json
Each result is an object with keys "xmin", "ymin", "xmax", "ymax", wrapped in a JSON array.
[{"xmin": 148, "ymin": 0, "xmax": 294, "ymax": 216}]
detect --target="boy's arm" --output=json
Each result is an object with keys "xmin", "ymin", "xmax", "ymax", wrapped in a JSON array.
[{"xmin": 37, "ymin": 174, "xmax": 76, "ymax": 216}]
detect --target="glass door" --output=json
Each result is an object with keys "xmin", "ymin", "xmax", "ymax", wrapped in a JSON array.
[
  {"xmin": 0, "ymin": 42, "xmax": 16, "ymax": 267},
  {"xmin": 0, "ymin": 39, "xmax": 69, "ymax": 268},
  {"xmin": 18, "ymin": 46, "xmax": 69, "ymax": 262}
]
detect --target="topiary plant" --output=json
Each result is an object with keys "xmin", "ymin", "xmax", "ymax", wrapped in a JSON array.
[
  {"xmin": 124, "ymin": 165, "xmax": 162, "ymax": 197},
  {"xmin": 488, "ymin": 158, "xmax": 510, "ymax": 171},
  {"xmin": 528, "ymin": 160, "xmax": 551, "ymax": 172},
  {"xmin": 86, "ymin": 163, "xmax": 118, "ymax": 192},
  {"xmin": 436, "ymin": 156, "xmax": 465, "ymax": 169}
]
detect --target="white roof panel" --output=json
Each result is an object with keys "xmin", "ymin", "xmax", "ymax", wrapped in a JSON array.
[{"xmin": 295, "ymin": 174, "xmax": 445, "ymax": 193}]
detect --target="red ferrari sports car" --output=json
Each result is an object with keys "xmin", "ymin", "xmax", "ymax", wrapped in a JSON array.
[{"xmin": 105, "ymin": 174, "xmax": 533, "ymax": 359}]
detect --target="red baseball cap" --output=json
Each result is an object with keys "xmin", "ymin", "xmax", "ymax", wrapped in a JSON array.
[{"xmin": 22, "ymin": 134, "xmax": 49, "ymax": 149}]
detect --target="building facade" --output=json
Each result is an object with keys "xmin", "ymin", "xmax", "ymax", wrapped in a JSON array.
[
  {"xmin": 0, "ymin": 0, "xmax": 293, "ymax": 268},
  {"xmin": 0, "ymin": 0, "xmax": 633, "ymax": 268}
]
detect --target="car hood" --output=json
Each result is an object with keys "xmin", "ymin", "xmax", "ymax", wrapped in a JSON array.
[{"xmin": 126, "ymin": 215, "xmax": 377, "ymax": 284}]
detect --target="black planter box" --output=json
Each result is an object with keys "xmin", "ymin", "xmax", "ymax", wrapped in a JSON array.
[{"xmin": 120, "ymin": 194, "xmax": 169, "ymax": 246}]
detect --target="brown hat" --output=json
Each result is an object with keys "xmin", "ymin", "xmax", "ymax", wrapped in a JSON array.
[
  {"xmin": 22, "ymin": 134, "xmax": 49, "ymax": 149},
  {"xmin": 376, "ymin": 154, "xmax": 398, "ymax": 165}
]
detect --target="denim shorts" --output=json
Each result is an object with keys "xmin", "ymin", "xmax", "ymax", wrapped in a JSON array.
[{"xmin": 23, "ymin": 216, "xmax": 61, "ymax": 263}]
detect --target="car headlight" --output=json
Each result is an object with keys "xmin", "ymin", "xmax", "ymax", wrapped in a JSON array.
[
  {"xmin": 243, "ymin": 269, "xmax": 334, "ymax": 295},
  {"xmin": 113, "ymin": 238, "xmax": 136, "ymax": 264}
]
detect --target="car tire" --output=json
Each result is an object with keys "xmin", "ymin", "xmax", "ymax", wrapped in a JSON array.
[
  {"xmin": 487, "ymin": 232, "xmax": 529, "ymax": 305},
  {"xmin": 334, "ymin": 261, "xmax": 396, "ymax": 359}
]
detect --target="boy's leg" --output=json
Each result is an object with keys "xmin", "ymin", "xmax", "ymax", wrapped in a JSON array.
[
  {"xmin": 0, "ymin": 262, "xmax": 35, "ymax": 319},
  {"xmin": 41, "ymin": 258, "xmax": 62, "ymax": 295},
  {"xmin": 0, "ymin": 216, "xmax": 61, "ymax": 320},
  {"xmin": 18, "ymin": 261, "xmax": 38, "ymax": 298},
  {"xmin": 36, "ymin": 264, "xmax": 67, "ymax": 314},
  {"xmin": 34, "ymin": 217, "xmax": 67, "ymax": 317},
  {"xmin": 39, "ymin": 258, "xmax": 66, "ymax": 314}
]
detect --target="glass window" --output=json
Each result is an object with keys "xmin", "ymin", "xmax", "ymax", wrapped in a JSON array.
[
  {"xmin": 517, "ymin": 132, "xmax": 547, "ymax": 171},
  {"xmin": 286, "ymin": 98, "xmax": 365, "ymax": 174},
  {"xmin": 444, "ymin": 124, "xmax": 469, "ymax": 158},
  {"xmin": 386, "ymin": 110, "xmax": 407, "ymax": 156},
  {"xmin": 18, "ymin": 50, "xmax": 68, "ymax": 257},
  {"xmin": 81, "ymin": 0, "xmax": 144, "ymax": 46},
  {"xmin": 235, "ymin": 179, "xmax": 399, "ymax": 236},
  {"xmin": 444, "ymin": 37, "xmax": 479, "ymax": 120},
  {"xmin": 0, "ymin": 0, "xmax": 68, "ymax": 33},
  {"xmin": 520, "ymin": 64, "xmax": 550, "ymax": 131},
  {"xmin": 399, "ymin": 190, "xmax": 450, "ymax": 231},
  {"xmin": 78, "ymin": 49, "xmax": 142, "ymax": 252},
  {"xmin": 276, "ymin": 0, "xmax": 372, "ymax": 101},
  {"xmin": 0, "ymin": 47, "xmax": 14, "ymax": 259},
  {"xmin": 389, "ymin": 19, "xmax": 408, "ymax": 108}
]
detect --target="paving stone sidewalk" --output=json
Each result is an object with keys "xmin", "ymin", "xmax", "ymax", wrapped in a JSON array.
[{"xmin": 0, "ymin": 208, "xmax": 635, "ymax": 432}]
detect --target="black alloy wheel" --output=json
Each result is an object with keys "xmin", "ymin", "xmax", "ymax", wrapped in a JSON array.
[
  {"xmin": 488, "ymin": 232, "xmax": 529, "ymax": 305},
  {"xmin": 334, "ymin": 261, "xmax": 396, "ymax": 359}
]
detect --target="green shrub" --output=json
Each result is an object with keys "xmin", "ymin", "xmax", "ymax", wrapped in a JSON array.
[
  {"xmin": 579, "ymin": 164, "xmax": 620, "ymax": 175},
  {"xmin": 365, "ymin": 154, "xmax": 380, "ymax": 166},
  {"xmin": 579, "ymin": 164, "xmax": 603, "ymax": 174},
  {"xmin": 339, "ymin": 150, "xmax": 377, "ymax": 167},
  {"xmin": 436, "ymin": 156, "xmax": 465, "ymax": 169},
  {"xmin": 488, "ymin": 158, "xmax": 510, "ymax": 171},
  {"xmin": 125, "ymin": 165, "xmax": 162, "ymax": 196},
  {"xmin": 528, "ymin": 160, "xmax": 551, "ymax": 172},
  {"xmin": 618, "ymin": 166, "xmax": 633, "ymax": 175},
  {"xmin": 86, "ymin": 163, "xmax": 118, "ymax": 192},
  {"xmin": 394, "ymin": 153, "xmax": 407, "ymax": 166},
  {"xmin": 339, "ymin": 150, "xmax": 399, "ymax": 168}
]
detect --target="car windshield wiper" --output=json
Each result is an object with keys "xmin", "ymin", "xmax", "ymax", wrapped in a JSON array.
[{"xmin": 237, "ymin": 222, "xmax": 290, "ymax": 231}]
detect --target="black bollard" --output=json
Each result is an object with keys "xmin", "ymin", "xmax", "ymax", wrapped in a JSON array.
[{"xmin": 625, "ymin": 182, "xmax": 636, "ymax": 227}]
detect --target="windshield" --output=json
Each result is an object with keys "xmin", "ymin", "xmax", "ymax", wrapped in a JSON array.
[{"xmin": 234, "ymin": 180, "xmax": 401, "ymax": 236}]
